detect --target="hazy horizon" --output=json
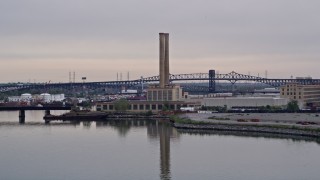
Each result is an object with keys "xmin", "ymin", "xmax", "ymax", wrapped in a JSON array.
[{"xmin": 1, "ymin": 0, "xmax": 320, "ymax": 83}]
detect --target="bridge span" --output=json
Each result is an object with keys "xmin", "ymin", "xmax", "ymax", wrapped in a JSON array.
[{"xmin": 1, "ymin": 70, "xmax": 320, "ymax": 93}]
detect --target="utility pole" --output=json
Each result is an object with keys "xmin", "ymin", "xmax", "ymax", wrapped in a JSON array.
[
  {"xmin": 265, "ymin": 70, "xmax": 268, "ymax": 79},
  {"xmin": 141, "ymin": 76, "xmax": 144, "ymax": 92},
  {"xmin": 69, "ymin": 71, "xmax": 72, "ymax": 83},
  {"xmin": 73, "ymin": 71, "xmax": 75, "ymax": 83}
]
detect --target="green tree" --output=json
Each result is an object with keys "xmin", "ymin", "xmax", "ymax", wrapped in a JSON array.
[
  {"xmin": 163, "ymin": 101, "xmax": 170, "ymax": 111},
  {"xmin": 266, "ymin": 105, "xmax": 271, "ymax": 110},
  {"xmin": 287, "ymin": 100, "xmax": 299, "ymax": 112},
  {"xmin": 222, "ymin": 105, "xmax": 228, "ymax": 112},
  {"xmin": 81, "ymin": 101, "xmax": 92, "ymax": 108},
  {"xmin": 0, "ymin": 94, "xmax": 6, "ymax": 101},
  {"xmin": 200, "ymin": 106, "xmax": 207, "ymax": 110},
  {"xmin": 145, "ymin": 110, "xmax": 153, "ymax": 116},
  {"xmin": 114, "ymin": 99, "xmax": 129, "ymax": 112}
]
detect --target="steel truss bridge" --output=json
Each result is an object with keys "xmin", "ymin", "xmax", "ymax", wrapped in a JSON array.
[{"xmin": 1, "ymin": 70, "xmax": 320, "ymax": 93}]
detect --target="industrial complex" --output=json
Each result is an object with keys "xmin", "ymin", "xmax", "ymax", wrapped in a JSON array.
[
  {"xmin": 3, "ymin": 33, "xmax": 320, "ymax": 112},
  {"xmin": 94, "ymin": 33, "xmax": 320, "ymax": 112}
]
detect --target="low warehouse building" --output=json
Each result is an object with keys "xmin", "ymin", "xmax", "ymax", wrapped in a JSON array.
[
  {"xmin": 96, "ymin": 100, "xmax": 199, "ymax": 113},
  {"xmin": 202, "ymin": 97, "xmax": 288, "ymax": 109}
]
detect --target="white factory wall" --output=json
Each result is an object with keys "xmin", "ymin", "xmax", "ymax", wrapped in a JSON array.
[
  {"xmin": 40, "ymin": 93, "xmax": 51, "ymax": 103},
  {"xmin": 202, "ymin": 97, "xmax": 288, "ymax": 109},
  {"xmin": 21, "ymin": 93, "xmax": 32, "ymax": 101},
  {"xmin": 8, "ymin": 96, "xmax": 21, "ymax": 102},
  {"xmin": 51, "ymin": 94, "xmax": 65, "ymax": 102},
  {"xmin": 8, "ymin": 93, "xmax": 65, "ymax": 103}
]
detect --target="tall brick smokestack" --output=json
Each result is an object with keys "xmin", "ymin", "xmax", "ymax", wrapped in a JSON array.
[{"xmin": 159, "ymin": 33, "xmax": 169, "ymax": 88}]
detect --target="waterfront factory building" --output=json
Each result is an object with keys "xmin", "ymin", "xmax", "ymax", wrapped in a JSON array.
[{"xmin": 280, "ymin": 83, "xmax": 320, "ymax": 109}]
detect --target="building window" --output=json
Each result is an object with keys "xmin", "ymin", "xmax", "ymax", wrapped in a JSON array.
[
  {"xmin": 158, "ymin": 105, "xmax": 163, "ymax": 110},
  {"xmin": 163, "ymin": 90, "xmax": 168, "ymax": 101},
  {"xmin": 176, "ymin": 90, "xmax": 179, "ymax": 100},
  {"xmin": 158, "ymin": 90, "xmax": 163, "ymax": 101},
  {"xmin": 133, "ymin": 105, "xmax": 138, "ymax": 110},
  {"xmin": 147, "ymin": 91, "xmax": 152, "ymax": 101},
  {"xmin": 103, "ymin": 105, "xmax": 108, "ymax": 110},
  {"xmin": 168, "ymin": 90, "xmax": 173, "ymax": 101},
  {"xmin": 152, "ymin": 91, "xmax": 157, "ymax": 101},
  {"xmin": 146, "ymin": 105, "xmax": 150, "ymax": 110},
  {"xmin": 109, "ymin": 105, "xmax": 114, "ymax": 110},
  {"xmin": 152, "ymin": 105, "xmax": 157, "ymax": 110},
  {"xmin": 139, "ymin": 105, "xmax": 144, "ymax": 110}
]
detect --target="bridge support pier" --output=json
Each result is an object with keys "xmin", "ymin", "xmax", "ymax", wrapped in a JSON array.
[
  {"xmin": 19, "ymin": 110, "xmax": 25, "ymax": 124},
  {"xmin": 45, "ymin": 110, "xmax": 51, "ymax": 116},
  {"xmin": 44, "ymin": 110, "xmax": 51, "ymax": 124},
  {"xmin": 209, "ymin": 70, "xmax": 216, "ymax": 93},
  {"xmin": 231, "ymin": 82, "xmax": 236, "ymax": 92}
]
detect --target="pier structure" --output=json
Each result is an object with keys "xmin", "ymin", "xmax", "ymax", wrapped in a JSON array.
[{"xmin": 0, "ymin": 106, "xmax": 71, "ymax": 123}]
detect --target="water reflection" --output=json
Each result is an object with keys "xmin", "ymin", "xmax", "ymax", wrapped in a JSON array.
[
  {"xmin": 96, "ymin": 120, "xmax": 141, "ymax": 136},
  {"xmin": 2, "ymin": 112, "xmax": 320, "ymax": 180},
  {"xmin": 96, "ymin": 119, "xmax": 179, "ymax": 180},
  {"xmin": 0, "ymin": 121, "xmax": 79, "ymax": 127},
  {"xmin": 147, "ymin": 120, "xmax": 179, "ymax": 180},
  {"xmin": 19, "ymin": 116, "xmax": 25, "ymax": 124},
  {"xmin": 82, "ymin": 121, "xmax": 93, "ymax": 129}
]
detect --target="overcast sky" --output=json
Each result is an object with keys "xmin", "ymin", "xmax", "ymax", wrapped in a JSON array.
[{"xmin": 1, "ymin": 0, "xmax": 319, "ymax": 82}]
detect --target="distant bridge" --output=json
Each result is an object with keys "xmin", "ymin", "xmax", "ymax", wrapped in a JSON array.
[{"xmin": 1, "ymin": 71, "xmax": 320, "ymax": 93}]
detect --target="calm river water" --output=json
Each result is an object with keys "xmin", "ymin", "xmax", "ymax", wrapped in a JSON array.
[{"xmin": 0, "ymin": 111, "xmax": 320, "ymax": 180}]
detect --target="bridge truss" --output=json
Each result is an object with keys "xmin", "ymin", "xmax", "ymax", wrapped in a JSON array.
[{"xmin": 1, "ymin": 71, "xmax": 320, "ymax": 93}]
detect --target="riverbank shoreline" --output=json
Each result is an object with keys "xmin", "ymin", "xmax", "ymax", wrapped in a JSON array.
[
  {"xmin": 173, "ymin": 123, "xmax": 320, "ymax": 138},
  {"xmin": 43, "ymin": 111, "xmax": 169, "ymax": 122},
  {"xmin": 172, "ymin": 113, "xmax": 320, "ymax": 138}
]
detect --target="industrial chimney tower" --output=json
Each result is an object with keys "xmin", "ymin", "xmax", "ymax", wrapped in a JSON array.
[
  {"xmin": 146, "ymin": 33, "xmax": 184, "ymax": 101},
  {"xmin": 159, "ymin": 33, "xmax": 169, "ymax": 88}
]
